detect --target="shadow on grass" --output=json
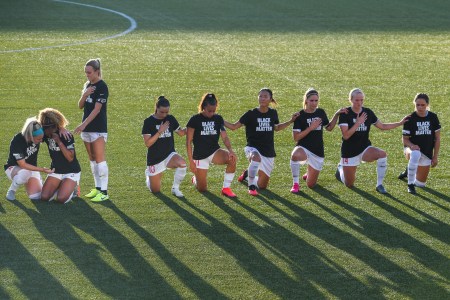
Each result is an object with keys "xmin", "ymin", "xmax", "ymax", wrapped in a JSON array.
[
  {"xmin": 12, "ymin": 199, "xmax": 179, "ymax": 299},
  {"xmin": 0, "ymin": 222, "xmax": 75, "ymax": 299},
  {"xmin": 158, "ymin": 191, "xmax": 323, "ymax": 299},
  {"xmin": 106, "ymin": 196, "xmax": 228, "ymax": 299},
  {"xmin": 261, "ymin": 186, "xmax": 448, "ymax": 298}
]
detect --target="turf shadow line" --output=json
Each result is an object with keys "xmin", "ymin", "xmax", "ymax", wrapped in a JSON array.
[
  {"xmin": 311, "ymin": 186, "xmax": 449, "ymax": 298},
  {"xmin": 160, "ymin": 192, "xmax": 317, "ymax": 299},
  {"xmin": 261, "ymin": 187, "xmax": 449, "ymax": 299},
  {"xmin": 217, "ymin": 191, "xmax": 372, "ymax": 299},
  {"xmin": 106, "ymin": 197, "xmax": 228, "ymax": 299},
  {"xmin": 421, "ymin": 186, "xmax": 450, "ymax": 204},
  {"xmin": 14, "ymin": 199, "xmax": 179, "ymax": 299},
  {"xmin": 0, "ymin": 221, "xmax": 75, "ymax": 299}
]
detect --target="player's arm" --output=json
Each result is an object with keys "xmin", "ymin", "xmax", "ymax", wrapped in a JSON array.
[
  {"xmin": 16, "ymin": 159, "xmax": 53, "ymax": 174},
  {"xmin": 275, "ymin": 112, "xmax": 299, "ymax": 131},
  {"xmin": 143, "ymin": 121, "xmax": 169, "ymax": 148},
  {"xmin": 326, "ymin": 108, "xmax": 347, "ymax": 131},
  {"xmin": 341, "ymin": 112, "xmax": 367, "ymax": 140},
  {"xmin": 74, "ymin": 102, "xmax": 102, "ymax": 134},
  {"xmin": 432, "ymin": 130, "xmax": 440, "ymax": 167},
  {"xmin": 375, "ymin": 115, "xmax": 409, "ymax": 130},
  {"xmin": 175, "ymin": 127, "xmax": 186, "ymax": 137},
  {"xmin": 186, "ymin": 127, "xmax": 196, "ymax": 173},
  {"xmin": 402, "ymin": 135, "xmax": 419, "ymax": 150},
  {"xmin": 52, "ymin": 133, "xmax": 75, "ymax": 162},
  {"xmin": 220, "ymin": 130, "xmax": 236, "ymax": 163},
  {"xmin": 224, "ymin": 120, "xmax": 242, "ymax": 131}
]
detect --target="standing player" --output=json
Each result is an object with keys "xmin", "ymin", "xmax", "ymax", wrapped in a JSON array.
[
  {"xmin": 290, "ymin": 88, "xmax": 346, "ymax": 192},
  {"xmin": 399, "ymin": 93, "xmax": 440, "ymax": 194},
  {"xmin": 38, "ymin": 108, "xmax": 81, "ymax": 204},
  {"xmin": 4, "ymin": 117, "xmax": 53, "ymax": 201},
  {"xmin": 186, "ymin": 93, "xmax": 237, "ymax": 197},
  {"xmin": 335, "ymin": 88, "xmax": 409, "ymax": 193},
  {"xmin": 142, "ymin": 96, "xmax": 187, "ymax": 197},
  {"xmin": 224, "ymin": 88, "xmax": 298, "ymax": 196},
  {"xmin": 74, "ymin": 58, "xmax": 109, "ymax": 202}
]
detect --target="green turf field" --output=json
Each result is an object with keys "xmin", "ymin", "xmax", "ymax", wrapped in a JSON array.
[{"xmin": 1, "ymin": 0, "xmax": 449, "ymax": 298}]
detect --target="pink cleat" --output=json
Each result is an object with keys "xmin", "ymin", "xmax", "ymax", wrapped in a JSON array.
[
  {"xmin": 290, "ymin": 183, "xmax": 300, "ymax": 193},
  {"xmin": 221, "ymin": 187, "xmax": 237, "ymax": 198}
]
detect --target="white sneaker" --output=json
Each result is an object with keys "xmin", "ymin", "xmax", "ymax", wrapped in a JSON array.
[
  {"xmin": 6, "ymin": 190, "xmax": 16, "ymax": 201},
  {"xmin": 171, "ymin": 187, "xmax": 184, "ymax": 198}
]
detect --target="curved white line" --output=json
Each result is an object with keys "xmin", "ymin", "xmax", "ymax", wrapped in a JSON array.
[{"xmin": 0, "ymin": 0, "xmax": 137, "ymax": 53}]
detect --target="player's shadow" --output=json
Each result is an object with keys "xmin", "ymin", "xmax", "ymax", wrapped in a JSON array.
[
  {"xmin": 0, "ymin": 221, "xmax": 74, "ymax": 299},
  {"xmin": 106, "ymin": 196, "xmax": 228, "ymax": 299},
  {"xmin": 158, "ymin": 191, "xmax": 325, "ymax": 299},
  {"xmin": 421, "ymin": 186, "xmax": 450, "ymax": 203},
  {"xmin": 13, "ymin": 199, "xmax": 179, "ymax": 299},
  {"xmin": 260, "ymin": 187, "xmax": 449, "ymax": 299}
]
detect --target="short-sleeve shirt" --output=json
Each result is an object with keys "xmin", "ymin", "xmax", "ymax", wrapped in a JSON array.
[
  {"xmin": 142, "ymin": 114, "xmax": 180, "ymax": 165},
  {"xmin": 293, "ymin": 108, "xmax": 330, "ymax": 158},
  {"xmin": 339, "ymin": 107, "xmax": 378, "ymax": 158},
  {"xmin": 239, "ymin": 108, "xmax": 280, "ymax": 157},
  {"xmin": 187, "ymin": 113, "xmax": 225, "ymax": 160},
  {"xmin": 4, "ymin": 133, "xmax": 40, "ymax": 170},
  {"xmin": 43, "ymin": 132, "xmax": 81, "ymax": 174},
  {"xmin": 402, "ymin": 111, "xmax": 441, "ymax": 159},
  {"xmin": 82, "ymin": 80, "xmax": 108, "ymax": 133}
]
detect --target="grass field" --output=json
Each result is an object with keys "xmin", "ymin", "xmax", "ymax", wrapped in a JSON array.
[{"xmin": 1, "ymin": 0, "xmax": 449, "ymax": 298}]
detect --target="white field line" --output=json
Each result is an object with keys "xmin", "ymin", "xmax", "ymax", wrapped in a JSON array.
[{"xmin": 0, "ymin": 0, "xmax": 137, "ymax": 53}]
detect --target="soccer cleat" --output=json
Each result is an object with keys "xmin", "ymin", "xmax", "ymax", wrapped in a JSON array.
[
  {"xmin": 171, "ymin": 187, "xmax": 184, "ymax": 198},
  {"xmin": 85, "ymin": 188, "xmax": 101, "ymax": 198},
  {"xmin": 221, "ymin": 187, "xmax": 237, "ymax": 198},
  {"xmin": 248, "ymin": 185, "xmax": 258, "ymax": 196},
  {"xmin": 290, "ymin": 183, "xmax": 300, "ymax": 193},
  {"xmin": 398, "ymin": 168, "xmax": 408, "ymax": 180},
  {"xmin": 376, "ymin": 184, "xmax": 387, "ymax": 194},
  {"xmin": 302, "ymin": 173, "xmax": 308, "ymax": 181},
  {"xmin": 237, "ymin": 169, "xmax": 248, "ymax": 182},
  {"xmin": 6, "ymin": 190, "xmax": 16, "ymax": 201},
  {"xmin": 407, "ymin": 184, "xmax": 416, "ymax": 194},
  {"xmin": 90, "ymin": 192, "xmax": 109, "ymax": 202}
]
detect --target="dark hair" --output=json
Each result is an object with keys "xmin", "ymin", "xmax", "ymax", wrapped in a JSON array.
[
  {"xmin": 259, "ymin": 88, "xmax": 278, "ymax": 106},
  {"xmin": 303, "ymin": 88, "xmax": 319, "ymax": 109},
  {"xmin": 155, "ymin": 96, "xmax": 170, "ymax": 113},
  {"xmin": 198, "ymin": 93, "xmax": 218, "ymax": 112},
  {"xmin": 414, "ymin": 93, "xmax": 429, "ymax": 104}
]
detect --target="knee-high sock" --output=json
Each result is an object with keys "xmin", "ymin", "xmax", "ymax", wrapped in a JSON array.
[
  {"xmin": 223, "ymin": 173, "xmax": 235, "ymax": 188},
  {"xmin": 248, "ymin": 160, "xmax": 260, "ymax": 186},
  {"xmin": 376, "ymin": 157, "xmax": 388, "ymax": 186},
  {"xmin": 408, "ymin": 150, "xmax": 421, "ymax": 185},
  {"xmin": 173, "ymin": 167, "xmax": 186, "ymax": 189},
  {"xmin": 97, "ymin": 161, "xmax": 109, "ymax": 192},
  {"xmin": 290, "ymin": 160, "xmax": 301, "ymax": 184},
  {"xmin": 90, "ymin": 161, "xmax": 101, "ymax": 189}
]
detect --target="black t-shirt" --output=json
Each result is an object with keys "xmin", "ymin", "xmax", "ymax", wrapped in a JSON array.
[
  {"xmin": 239, "ymin": 108, "xmax": 280, "ymax": 157},
  {"xmin": 4, "ymin": 133, "xmax": 40, "ymax": 170},
  {"xmin": 402, "ymin": 111, "xmax": 441, "ymax": 159},
  {"xmin": 187, "ymin": 113, "xmax": 225, "ymax": 160},
  {"xmin": 82, "ymin": 80, "xmax": 108, "ymax": 133},
  {"xmin": 293, "ymin": 108, "xmax": 330, "ymax": 157},
  {"xmin": 142, "ymin": 114, "xmax": 180, "ymax": 165},
  {"xmin": 338, "ymin": 107, "xmax": 378, "ymax": 158},
  {"xmin": 44, "ymin": 132, "xmax": 81, "ymax": 174}
]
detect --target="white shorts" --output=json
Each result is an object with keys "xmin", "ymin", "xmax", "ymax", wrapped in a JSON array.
[
  {"xmin": 404, "ymin": 148, "xmax": 432, "ymax": 166},
  {"xmin": 244, "ymin": 146, "xmax": 275, "ymax": 177},
  {"xmin": 81, "ymin": 132, "xmax": 108, "ymax": 143},
  {"xmin": 192, "ymin": 150, "xmax": 220, "ymax": 170},
  {"xmin": 340, "ymin": 146, "xmax": 373, "ymax": 167},
  {"xmin": 47, "ymin": 172, "xmax": 81, "ymax": 183},
  {"xmin": 5, "ymin": 166, "xmax": 41, "ymax": 181},
  {"xmin": 146, "ymin": 152, "xmax": 178, "ymax": 176},
  {"xmin": 294, "ymin": 146, "xmax": 324, "ymax": 171}
]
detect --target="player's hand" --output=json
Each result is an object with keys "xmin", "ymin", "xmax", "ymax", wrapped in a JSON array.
[
  {"xmin": 51, "ymin": 133, "xmax": 61, "ymax": 144},
  {"xmin": 431, "ymin": 157, "xmax": 438, "ymax": 168},
  {"xmin": 310, "ymin": 118, "xmax": 323, "ymax": 130},
  {"xmin": 228, "ymin": 150, "xmax": 237, "ymax": 164},
  {"xmin": 59, "ymin": 127, "xmax": 72, "ymax": 140},
  {"xmin": 83, "ymin": 86, "xmax": 96, "ymax": 97},
  {"xmin": 42, "ymin": 167, "xmax": 55, "ymax": 174},
  {"xmin": 356, "ymin": 112, "xmax": 367, "ymax": 125},
  {"xmin": 74, "ymin": 124, "xmax": 85, "ymax": 134},
  {"xmin": 189, "ymin": 160, "xmax": 197, "ymax": 174},
  {"xmin": 159, "ymin": 121, "xmax": 170, "ymax": 133}
]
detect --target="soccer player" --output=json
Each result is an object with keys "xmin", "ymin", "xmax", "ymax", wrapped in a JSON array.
[
  {"xmin": 74, "ymin": 58, "xmax": 109, "ymax": 202},
  {"xmin": 4, "ymin": 117, "xmax": 53, "ymax": 201},
  {"xmin": 335, "ymin": 88, "xmax": 409, "ymax": 194},
  {"xmin": 38, "ymin": 108, "xmax": 81, "ymax": 204},
  {"xmin": 224, "ymin": 88, "xmax": 298, "ymax": 196},
  {"xmin": 398, "ymin": 93, "xmax": 441, "ymax": 194},
  {"xmin": 142, "ymin": 96, "xmax": 187, "ymax": 197},
  {"xmin": 186, "ymin": 93, "xmax": 237, "ymax": 197},
  {"xmin": 290, "ymin": 88, "xmax": 346, "ymax": 192}
]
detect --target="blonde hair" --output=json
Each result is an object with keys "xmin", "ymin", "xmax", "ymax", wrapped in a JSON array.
[
  {"xmin": 38, "ymin": 108, "xmax": 69, "ymax": 129},
  {"xmin": 303, "ymin": 88, "xmax": 319, "ymax": 109},
  {"xmin": 85, "ymin": 58, "xmax": 102, "ymax": 78},
  {"xmin": 21, "ymin": 117, "xmax": 42, "ymax": 143},
  {"xmin": 349, "ymin": 88, "xmax": 364, "ymax": 101}
]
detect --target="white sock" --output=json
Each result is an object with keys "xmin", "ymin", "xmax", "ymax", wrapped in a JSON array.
[
  {"xmin": 414, "ymin": 180, "xmax": 426, "ymax": 187},
  {"xmin": 146, "ymin": 176, "xmax": 152, "ymax": 192},
  {"xmin": 223, "ymin": 173, "xmax": 235, "ymax": 188},
  {"xmin": 90, "ymin": 161, "xmax": 101, "ymax": 188},
  {"xmin": 338, "ymin": 164, "xmax": 345, "ymax": 184},
  {"xmin": 248, "ymin": 160, "xmax": 260, "ymax": 186},
  {"xmin": 173, "ymin": 167, "xmax": 186, "ymax": 189},
  {"xmin": 97, "ymin": 161, "xmax": 109, "ymax": 191},
  {"xmin": 290, "ymin": 160, "xmax": 300, "ymax": 184},
  {"xmin": 376, "ymin": 157, "xmax": 387, "ymax": 186},
  {"xmin": 407, "ymin": 150, "xmax": 421, "ymax": 185}
]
